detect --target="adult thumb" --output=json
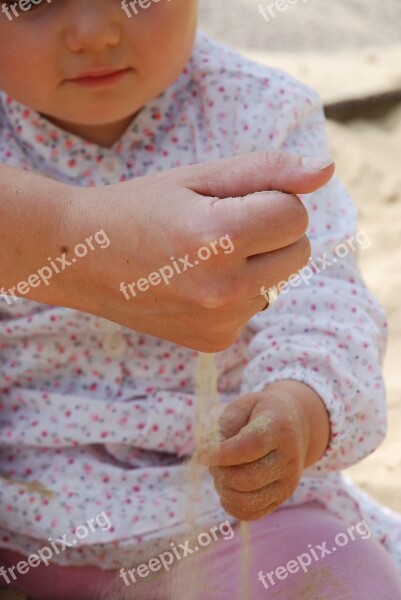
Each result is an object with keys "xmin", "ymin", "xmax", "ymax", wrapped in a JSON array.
[{"xmin": 174, "ymin": 150, "xmax": 335, "ymax": 199}]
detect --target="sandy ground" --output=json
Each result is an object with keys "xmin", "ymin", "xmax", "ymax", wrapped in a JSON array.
[
  {"xmin": 199, "ymin": 0, "xmax": 401, "ymax": 52},
  {"xmin": 200, "ymin": 1, "xmax": 401, "ymax": 513},
  {"xmin": 327, "ymin": 108, "xmax": 401, "ymax": 513}
]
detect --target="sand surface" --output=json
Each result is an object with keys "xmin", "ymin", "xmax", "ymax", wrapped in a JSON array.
[
  {"xmin": 200, "ymin": 0, "xmax": 401, "ymax": 513},
  {"xmin": 199, "ymin": 0, "xmax": 401, "ymax": 53}
]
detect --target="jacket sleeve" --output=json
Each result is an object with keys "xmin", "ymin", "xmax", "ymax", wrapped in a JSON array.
[{"xmin": 240, "ymin": 81, "xmax": 388, "ymax": 475}]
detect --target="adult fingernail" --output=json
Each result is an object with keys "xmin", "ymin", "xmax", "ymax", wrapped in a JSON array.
[{"xmin": 302, "ymin": 156, "xmax": 334, "ymax": 170}]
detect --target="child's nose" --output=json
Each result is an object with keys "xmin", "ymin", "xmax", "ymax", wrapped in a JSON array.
[{"xmin": 63, "ymin": 1, "xmax": 122, "ymax": 53}]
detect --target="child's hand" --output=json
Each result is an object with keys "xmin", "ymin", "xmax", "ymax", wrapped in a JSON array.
[{"xmin": 197, "ymin": 380, "xmax": 330, "ymax": 521}]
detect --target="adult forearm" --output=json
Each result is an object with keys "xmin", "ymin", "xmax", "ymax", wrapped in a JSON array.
[{"xmin": 0, "ymin": 162, "xmax": 75, "ymax": 300}]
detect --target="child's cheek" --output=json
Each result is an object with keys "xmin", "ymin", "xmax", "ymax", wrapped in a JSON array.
[{"xmin": 125, "ymin": 2, "xmax": 197, "ymax": 72}]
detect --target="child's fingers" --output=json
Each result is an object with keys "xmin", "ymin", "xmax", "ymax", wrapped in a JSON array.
[
  {"xmin": 217, "ymin": 395, "xmax": 260, "ymax": 440},
  {"xmin": 209, "ymin": 450, "xmax": 279, "ymax": 493},
  {"xmin": 197, "ymin": 412, "xmax": 278, "ymax": 467},
  {"xmin": 172, "ymin": 150, "xmax": 335, "ymax": 198},
  {"xmin": 217, "ymin": 481, "xmax": 285, "ymax": 521}
]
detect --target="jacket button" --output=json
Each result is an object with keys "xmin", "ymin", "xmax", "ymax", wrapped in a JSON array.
[{"xmin": 102, "ymin": 332, "xmax": 127, "ymax": 356}]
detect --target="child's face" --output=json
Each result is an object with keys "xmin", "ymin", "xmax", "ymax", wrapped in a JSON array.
[{"xmin": 0, "ymin": 0, "xmax": 198, "ymax": 141}]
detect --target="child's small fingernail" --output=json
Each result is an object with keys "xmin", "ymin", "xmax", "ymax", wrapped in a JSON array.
[{"xmin": 302, "ymin": 156, "xmax": 334, "ymax": 170}]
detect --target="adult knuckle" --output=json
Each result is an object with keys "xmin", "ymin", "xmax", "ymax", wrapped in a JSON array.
[
  {"xmin": 197, "ymin": 295, "xmax": 224, "ymax": 311},
  {"xmin": 196, "ymin": 281, "xmax": 244, "ymax": 312},
  {"xmin": 196, "ymin": 286, "xmax": 226, "ymax": 310},
  {"xmin": 195, "ymin": 225, "xmax": 224, "ymax": 250},
  {"xmin": 265, "ymin": 149, "xmax": 287, "ymax": 172}
]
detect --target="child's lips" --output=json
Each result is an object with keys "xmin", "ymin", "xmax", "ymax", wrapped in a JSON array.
[{"xmin": 68, "ymin": 67, "xmax": 132, "ymax": 88}]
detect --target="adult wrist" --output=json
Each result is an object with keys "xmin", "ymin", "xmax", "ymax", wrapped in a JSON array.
[{"xmin": 0, "ymin": 164, "xmax": 83, "ymax": 306}]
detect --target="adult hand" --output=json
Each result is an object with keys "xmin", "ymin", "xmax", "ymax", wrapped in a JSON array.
[{"xmin": 1, "ymin": 152, "xmax": 334, "ymax": 351}]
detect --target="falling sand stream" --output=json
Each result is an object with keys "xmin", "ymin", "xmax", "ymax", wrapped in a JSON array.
[{"xmin": 180, "ymin": 352, "xmax": 251, "ymax": 599}]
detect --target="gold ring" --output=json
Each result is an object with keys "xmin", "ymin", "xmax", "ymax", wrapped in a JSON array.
[{"xmin": 261, "ymin": 285, "xmax": 280, "ymax": 311}]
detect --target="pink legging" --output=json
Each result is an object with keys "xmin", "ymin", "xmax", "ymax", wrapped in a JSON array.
[
  {"xmin": 2, "ymin": 502, "xmax": 401, "ymax": 599},
  {"xmin": 113, "ymin": 501, "xmax": 401, "ymax": 600}
]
